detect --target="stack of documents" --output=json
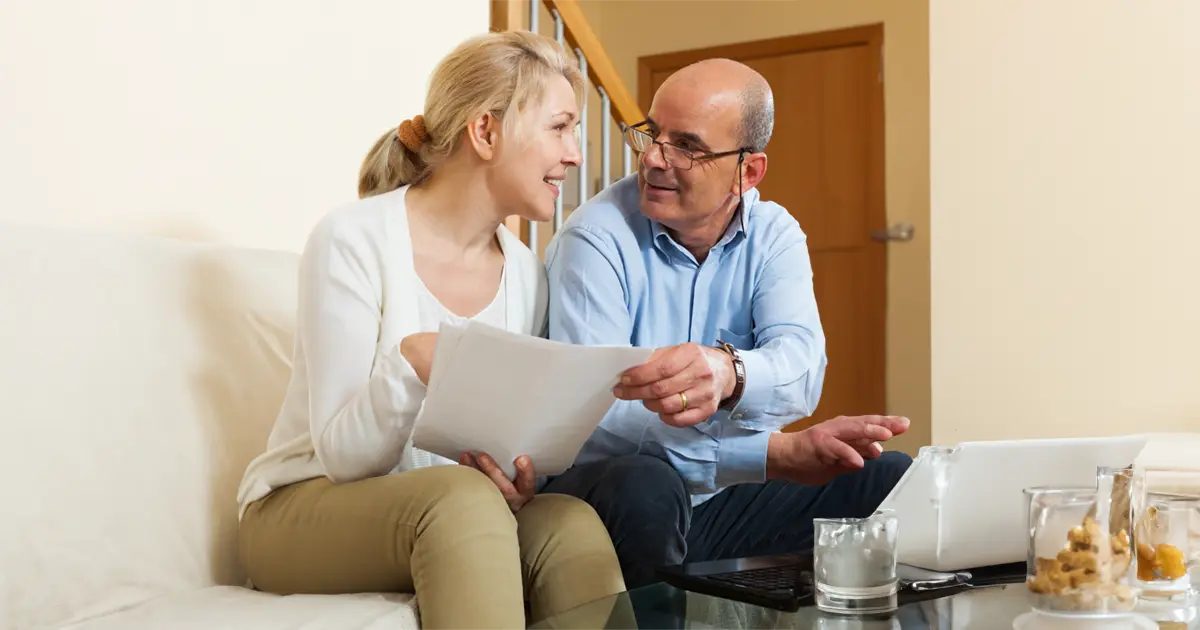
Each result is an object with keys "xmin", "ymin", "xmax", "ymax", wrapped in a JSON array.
[{"xmin": 412, "ymin": 321, "xmax": 654, "ymax": 479}]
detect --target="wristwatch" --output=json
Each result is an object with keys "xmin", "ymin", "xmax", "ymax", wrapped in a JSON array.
[{"xmin": 715, "ymin": 340, "xmax": 746, "ymax": 411}]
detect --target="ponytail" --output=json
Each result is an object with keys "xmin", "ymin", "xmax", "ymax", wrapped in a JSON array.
[{"xmin": 357, "ymin": 125, "xmax": 426, "ymax": 199}]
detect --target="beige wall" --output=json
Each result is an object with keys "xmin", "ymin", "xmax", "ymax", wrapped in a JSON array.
[
  {"xmin": 930, "ymin": 1, "xmax": 1200, "ymax": 443},
  {"xmin": 575, "ymin": 0, "xmax": 932, "ymax": 454},
  {"xmin": 0, "ymin": 0, "xmax": 489, "ymax": 253}
]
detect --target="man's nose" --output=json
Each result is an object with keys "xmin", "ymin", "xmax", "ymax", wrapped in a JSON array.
[{"xmin": 641, "ymin": 142, "xmax": 669, "ymax": 170}]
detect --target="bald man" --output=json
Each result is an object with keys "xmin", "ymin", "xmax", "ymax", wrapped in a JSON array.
[{"xmin": 540, "ymin": 59, "xmax": 913, "ymax": 588}]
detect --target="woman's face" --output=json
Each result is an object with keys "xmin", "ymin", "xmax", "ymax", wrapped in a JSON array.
[{"xmin": 489, "ymin": 75, "xmax": 582, "ymax": 222}]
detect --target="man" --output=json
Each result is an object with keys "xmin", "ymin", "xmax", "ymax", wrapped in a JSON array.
[{"xmin": 540, "ymin": 58, "xmax": 913, "ymax": 589}]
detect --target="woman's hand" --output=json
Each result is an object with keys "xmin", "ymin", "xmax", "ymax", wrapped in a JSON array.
[
  {"xmin": 399, "ymin": 333, "xmax": 438, "ymax": 385},
  {"xmin": 459, "ymin": 452, "xmax": 536, "ymax": 513}
]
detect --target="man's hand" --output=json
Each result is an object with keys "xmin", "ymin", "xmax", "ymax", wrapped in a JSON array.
[
  {"xmin": 460, "ymin": 452, "xmax": 537, "ymax": 513},
  {"xmin": 399, "ymin": 332, "xmax": 438, "ymax": 385},
  {"xmin": 612, "ymin": 343, "xmax": 735, "ymax": 427},
  {"xmin": 767, "ymin": 415, "xmax": 910, "ymax": 486}
]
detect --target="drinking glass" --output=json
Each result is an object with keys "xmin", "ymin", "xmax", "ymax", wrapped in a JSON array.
[
  {"xmin": 813, "ymin": 610, "xmax": 902, "ymax": 630},
  {"xmin": 1024, "ymin": 487, "xmax": 1135, "ymax": 616},
  {"xmin": 813, "ymin": 510, "xmax": 899, "ymax": 615}
]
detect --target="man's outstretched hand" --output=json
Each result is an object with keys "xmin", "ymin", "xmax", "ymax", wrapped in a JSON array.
[{"xmin": 767, "ymin": 415, "xmax": 910, "ymax": 486}]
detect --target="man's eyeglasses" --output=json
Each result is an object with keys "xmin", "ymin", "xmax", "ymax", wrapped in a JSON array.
[{"xmin": 622, "ymin": 121, "xmax": 747, "ymax": 171}]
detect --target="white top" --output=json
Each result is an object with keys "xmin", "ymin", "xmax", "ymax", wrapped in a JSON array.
[
  {"xmin": 236, "ymin": 186, "xmax": 547, "ymax": 516},
  {"xmin": 416, "ymin": 268, "xmax": 506, "ymax": 332}
]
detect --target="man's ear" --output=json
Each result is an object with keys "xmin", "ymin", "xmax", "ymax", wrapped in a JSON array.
[
  {"xmin": 739, "ymin": 152, "xmax": 768, "ymax": 190},
  {"xmin": 466, "ymin": 112, "xmax": 499, "ymax": 161}
]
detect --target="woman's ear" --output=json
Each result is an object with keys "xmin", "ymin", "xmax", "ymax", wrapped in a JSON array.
[{"xmin": 466, "ymin": 112, "xmax": 499, "ymax": 161}]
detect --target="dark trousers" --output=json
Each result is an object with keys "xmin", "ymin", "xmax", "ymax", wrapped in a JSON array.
[{"xmin": 539, "ymin": 450, "xmax": 913, "ymax": 589}]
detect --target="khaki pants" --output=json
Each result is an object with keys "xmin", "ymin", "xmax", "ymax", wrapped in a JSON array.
[{"xmin": 239, "ymin": 465, "xmax": 626, "ymax": 629}]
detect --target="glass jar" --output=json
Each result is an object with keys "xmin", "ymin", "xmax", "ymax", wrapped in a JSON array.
[
  {"xmin": 1132, "ymin": 492, "xmax": 1198, "ymax": 602},
  {"xmin": 1129, "ymin": 465, "xmax": 1200, "ymax": 603},
  {"xmin": 1095, "ymin": 466, "xmax": 1134, "ymax": 540},
  {"xmin": 1024, "ymin": 486, "xmax": 1135, "ymax": 616}
]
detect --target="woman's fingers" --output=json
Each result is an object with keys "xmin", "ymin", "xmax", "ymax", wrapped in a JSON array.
[
  {"xmin": 513, "ymin": 455, "xmax": 536, "ymax": 498},
  {"xmin": 474, "ymin": 453, "xmax": 518, "ymax": 497},
  {"xmin": 460, "ymin": 452, "xmax": 536, "ymax": 512}
]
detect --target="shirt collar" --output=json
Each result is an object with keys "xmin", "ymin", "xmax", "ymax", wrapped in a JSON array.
[{"xmin": 650, "ymin": 187, "xmax": 756, "ymax": 256}]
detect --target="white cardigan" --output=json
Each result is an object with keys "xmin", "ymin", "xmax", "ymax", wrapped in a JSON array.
[{"xmin": 237, "ymin": 186, "xmax": 548, "ymax": 516}]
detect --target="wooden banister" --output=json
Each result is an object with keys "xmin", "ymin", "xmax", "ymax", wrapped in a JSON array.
[{"xmin": 490, "ymin": 0, "xmax": 527, "ymax": 32}]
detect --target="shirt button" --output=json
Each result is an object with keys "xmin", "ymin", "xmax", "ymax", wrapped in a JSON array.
[{"xmin": 732, "ymin": 412, "xmax": 744, "ymax": 420}]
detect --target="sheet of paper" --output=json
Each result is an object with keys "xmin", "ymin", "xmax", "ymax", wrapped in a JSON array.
[{"xmin": 412, "ymin": 320, "xmax": 654, "ymax": 479}]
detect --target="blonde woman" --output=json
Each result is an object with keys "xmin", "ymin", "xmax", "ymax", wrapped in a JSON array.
[{"xmin": 235, "ymin": 32, "xmax": 624, "ymax": 628}]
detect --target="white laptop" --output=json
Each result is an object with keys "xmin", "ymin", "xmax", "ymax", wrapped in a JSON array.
[{"xmin": 877, "ymin": 434, "xmax": 1148, "ymax": 571}]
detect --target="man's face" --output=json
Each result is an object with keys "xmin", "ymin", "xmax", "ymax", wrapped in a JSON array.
[{"xmin": 636, "ymin": 85, "xmax": 744, "ymax": 230}]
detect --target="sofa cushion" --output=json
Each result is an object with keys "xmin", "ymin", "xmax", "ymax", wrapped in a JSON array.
[
  {"xmin": 57, "ymin": 587, "xmax": 417, "ymax": 630},
  {"xmin": 0, "ymin": 222, "xmax": 300, "ymax": 628}
]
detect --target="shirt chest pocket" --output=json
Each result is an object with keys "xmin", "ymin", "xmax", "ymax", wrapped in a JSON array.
[{"xmin": 717, "ymin": 326, "xmax": 755, "ymax": 351}]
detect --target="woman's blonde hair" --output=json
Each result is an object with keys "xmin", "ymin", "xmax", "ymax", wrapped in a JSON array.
[{"xmin": 357, "ymin": 31, "xmax": 584, "ymax": 199}]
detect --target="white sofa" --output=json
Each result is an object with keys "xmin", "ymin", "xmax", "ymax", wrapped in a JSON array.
[{"xmin": 1, "ymin": 221, "xmax": 420, "ymax": 630}]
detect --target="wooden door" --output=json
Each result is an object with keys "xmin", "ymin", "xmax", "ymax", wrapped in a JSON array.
[{"xmin": 638, "ymin": 25, "xmax": 886, "ymax": 430}]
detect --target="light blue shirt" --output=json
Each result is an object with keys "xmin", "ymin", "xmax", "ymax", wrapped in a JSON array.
[{"xmin": 544, "ymin": 174, "xmax": 827, "ymax": 503}]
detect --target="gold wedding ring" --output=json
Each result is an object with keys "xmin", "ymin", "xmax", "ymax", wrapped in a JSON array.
[{"xmin": 679, "ymin": 391, "xmax": 688, "ymax": 411}]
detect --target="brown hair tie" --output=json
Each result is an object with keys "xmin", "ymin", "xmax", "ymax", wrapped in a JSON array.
[{"xmin": 397, "ymin": 115, "xmax": 429, "ymax": 153}]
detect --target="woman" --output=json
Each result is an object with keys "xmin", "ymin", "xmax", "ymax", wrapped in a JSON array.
[{"xmin": 235, "ymin": 31, "xmax": 624, "ymax": 628}]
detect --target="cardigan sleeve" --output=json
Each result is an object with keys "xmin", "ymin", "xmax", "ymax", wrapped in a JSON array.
[{"xmin": 298, "ymin": 216, "xmax": 427, "ymax": 483}]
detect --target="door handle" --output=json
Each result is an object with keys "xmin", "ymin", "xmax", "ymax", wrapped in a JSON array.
[{"xmin": 870, "ymin": 222, "xmax": 915, "ymax": 242}]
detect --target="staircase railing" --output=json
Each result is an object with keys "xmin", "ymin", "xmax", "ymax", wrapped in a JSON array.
[{"xmin": 493, "ymin": 0, "xmax": 644, "ymax": 255}]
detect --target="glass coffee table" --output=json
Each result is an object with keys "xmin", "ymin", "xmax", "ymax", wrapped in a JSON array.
[{"xmin": 531, "ymin": 582, "xmax": 1197, "ymax": 629}]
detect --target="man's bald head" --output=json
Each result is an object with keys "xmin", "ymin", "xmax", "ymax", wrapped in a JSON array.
[{"xmin": 658, "ymin": 58, "xmax": 774, "ymax": 153}]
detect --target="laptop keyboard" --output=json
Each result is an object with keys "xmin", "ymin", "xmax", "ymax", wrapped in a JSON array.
[{"xmin": 706, "ymin": 565, "xmax": 806, "ymax": 592}]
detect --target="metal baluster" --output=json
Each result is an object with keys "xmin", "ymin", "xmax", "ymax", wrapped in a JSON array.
[
  {"xmin": 599, "ymin": 87, "xmax": 611, "ymax": 187},
  {"xmin": 574, "ymin": 49, "xmax": 589, "ymax": 223},
  {"xmin": 551, "ymin": 9, "xmax": 564, "ymax": 232},
  {"xmin": 526, "ymin": 1, "xmax": 543, "ymax": 250}
]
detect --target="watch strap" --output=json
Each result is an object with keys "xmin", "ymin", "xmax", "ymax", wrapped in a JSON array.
[{"xmin": 716, "ymin": 340, "xmax": 746, "ymax": 411}]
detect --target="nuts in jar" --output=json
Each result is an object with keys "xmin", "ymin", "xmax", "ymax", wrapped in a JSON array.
[{"xmin": 1026, "ymin": 512, "xmax": 1135, "ymax": 612}]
